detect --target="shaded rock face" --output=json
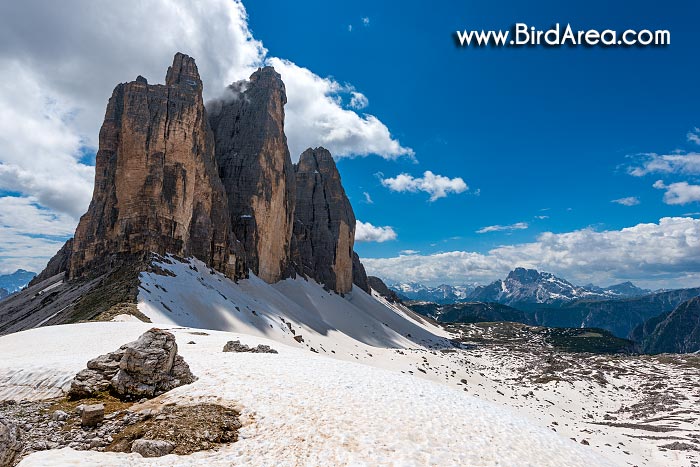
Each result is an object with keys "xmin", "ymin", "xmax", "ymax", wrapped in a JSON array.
[
  {"xmin": 292, "ymin": 147, "xmax": 355, "ymax": 294},
  {"xmin": 30, "ymin": 238, "xmax": 73, "ymax": 285},
  {"xmin": 68, "ymin": 53, "xmax": 244, "ymax": 281},
  {"xmin": 352, "ymin": 251, "xmax": 370, "ymax": 294},
  {"xmin": 68, "ymin": 328, "xmax": 196, "ymax": 400},
  {"xmin": 367, "ymin": 276, "xmax": 401, "ymax": 303},
  {"xmin": 634, "ymin": 297, "xmax": 700, "ymax": 354},
  {"xmin": 0, "ymin": 415, "xmax": 23, "ymax": 467},
  {"xmin": 209, "ymin": 67, "xmax": 295, "ymax": 284}
]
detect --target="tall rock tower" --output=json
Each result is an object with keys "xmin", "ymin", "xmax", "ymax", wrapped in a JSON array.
[
  {"xmin": 292, "ymin": 147, "xmax": 356, "ymax": 294},
  {"xmin": 209, "ymin": 67, "xmax": 296, "ymax": 283},
  {"xmin": 68, "ymin": 53, "xmax": 244, "ymax": 280}
]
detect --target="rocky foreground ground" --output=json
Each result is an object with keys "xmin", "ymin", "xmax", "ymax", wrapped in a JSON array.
[{"xmin": 428, "ymin": 322, "xmax": 700, "ymax": 466}]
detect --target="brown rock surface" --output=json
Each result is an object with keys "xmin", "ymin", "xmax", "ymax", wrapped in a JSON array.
[
  {"xmin": 68, "ymin": 53, "xmax": 244, "ymax": 280},
  {"xmin": 292, "ymin": 148, "xmax": 355, "ymax": 294},
  {"xmin": 209, "ymin": 67, "xmax": 296, "ymax": 283}
]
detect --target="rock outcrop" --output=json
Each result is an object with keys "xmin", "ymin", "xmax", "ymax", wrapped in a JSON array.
[
  {"xmin": 222, "ymin": 340, "xmax": 278, "ymax": 354},
  {"xmin": 0, "ymin": 416, "xmax": 23, "ymax": 467},
  {"xmin": 29, "ymin": 239, "xmax": 73, "ymax": 285},
  {"xmin": 68, "ymin": 53, "xmax": 244, "ymax": 281},
  {"xmin": 352, "ymin": 251, "xmax": 370, "ymax": 293},
  {"xmin": 68, "ymin": 328, "xmax": 196, "ymax": 400},
  {"xmin": 292, "ymin": 148, "xmax": 356, "ymax": 294},
  {"xmin": 209, "ymin": 67, "xmax": 296, "ymax": 284},
  {"xmin": 632, "ymin": 297, "xmax": 700, "ymax": 354},
  {"xmin": 367, "ymin": 276, "xmax": 401, "ymax": 303}
]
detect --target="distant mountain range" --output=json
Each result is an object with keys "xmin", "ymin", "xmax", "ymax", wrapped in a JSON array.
[
  {"xmin": 391, "ymin": 268, "xmax": 651, "ymax": 307},
  {"xmin": 390, "ymin": 282, "xmax": 475, "ymax": 304},
  {"xmin": 0, "ymin": 270, "xmax": 36, "ymax": 300},
  {"xmin": 397, "ymin": 268, "xmax": 700, "ymax": 350}
]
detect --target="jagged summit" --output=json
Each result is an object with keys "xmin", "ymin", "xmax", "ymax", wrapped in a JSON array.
[
  {"xmin": 68, "ymin": 52, "xmax": 242, "ymax": 281},
  {"xmin": 209, "ymin": 64, "xmax": 295, "ymax": 284},
  {"xmin": 165, "ymin": 52, "xmax": 202, "ymax": 90}
]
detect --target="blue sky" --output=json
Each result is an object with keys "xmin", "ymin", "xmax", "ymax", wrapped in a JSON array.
[
  {"xmin": 244, "ymin": 0, "xmax": 700, "ymax": 286},
  {"xmin": 0, "ymin": 0, "xmax": 698, "ymax": 288}
]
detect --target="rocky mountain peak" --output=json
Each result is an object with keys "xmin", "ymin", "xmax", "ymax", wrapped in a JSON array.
[
  {"xmin": 249, "ymin": 66, "xmax": 286, "ymax": 103},
  {"xmin": 209, "ymin": 65, "xmax": 295, "ymax": 284},
  {"xmin": 65, "ymin": 52, "xmax": 244, "ymax": 280},
  {"xmin": 165, "ymin": 52, "xmax": 202, "ymax": 90},
  {"xmin": 292, "ymin": 146, "xmax": 356, "ymax": 294}
]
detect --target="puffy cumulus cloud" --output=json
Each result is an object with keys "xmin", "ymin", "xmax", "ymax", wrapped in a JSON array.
[
  {"xmin": 688, "ymin": 128, "xmax": 700, "ymax": 145},
  {"xmin": 0, "ymin": 197, "xmax": 75, "ymax": 274},
  {"xmin": 268, "ymin": 58, "xmax": 413, "ymax": 160},
  {"xmin": 611, "ymin": 196, "xmax": 640, "ymax": 206},
  {"xmin": 399, "ymin": 250, "xmax": 420, "ymax": 255},
  {"xmin": 628, "ymin": 153, "xmax": 700, "ymax": 176},
  {"xmin": 0, "ymin": 0, "xmax": 412, "ymax": 272},
  {"xmin": 654, "ymin": 180, "xmax": 700, "ymax": 205},
  {"xmin": 349, "ymin": 92, "xmax": 369, "ymax": 110},
  {"xmin": 380, "ymin": 171, "xmax": 468, "ymax": 201},
  {"xmin": 362, "ymin": 217, "xmax": 700, "ymax": 289},
  {"xmin": 476, "ymin": 222, "xmax": 529, "ymax": 234},
  {"xmin": 355, "ymin": 221, "xmax": 397, "ymax": 243}
]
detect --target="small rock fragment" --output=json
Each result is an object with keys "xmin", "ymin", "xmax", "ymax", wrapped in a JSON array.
[
  {"xmin": 81, "ymin": 404, "xmax": 105, "ymax": 427},
  {"xmin": 131, "ymin": 438, "xmax": 176, "ymax": 457}
]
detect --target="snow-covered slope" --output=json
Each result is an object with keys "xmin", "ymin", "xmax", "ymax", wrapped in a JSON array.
[
  {"xmin": 1, "ymin": 322, "xmax": 614, "ymax": 467},
  {"xmin": 138, "ymin": 256, "xmax": 451, "ymax": 358}
]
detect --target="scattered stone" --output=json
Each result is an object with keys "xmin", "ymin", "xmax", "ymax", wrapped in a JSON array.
[
  {"xmin": 0, "ymin": 416, "xmax": 23, "ymax": 467},
  {"xmin": 68, "ymin": 328, "xmax": 196, "ymax": 400},
  {"xmin": 131, "ymin": 439, "xmax": 175, "ymax": 457},
  {"xmin": 293, "ymin": 335, "xmax": 304, "ymax": 343},
  {"xmin": 81, "ymin": 404, "xmax": 105, "ymax": 427},
  {"xmin": 51, "ymin": 410, "xmax": 69, "ymax": 422},
  {"xmin": 223, "ymin": 340, "xmax": 278, "ymax": 354}
]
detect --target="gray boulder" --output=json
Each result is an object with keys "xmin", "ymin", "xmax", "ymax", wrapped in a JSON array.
[
  {"xmin": 223, "ymin": 340, "xmax": 278, "ymax": 354},
  {"xmin": 68, "ymin": 328, "xmax": 196, "ymax": 400},
  {"xmin": 0, "ymin": 416, "xmax": 23, "ymax": 467},
  {"xmin": 131, "ymin": 438, "xmax": 175, "ymax": 457}
]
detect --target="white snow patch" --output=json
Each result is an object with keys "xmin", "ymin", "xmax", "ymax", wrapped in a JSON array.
[{"xmin": 1, "ymin": 322, "xmax": 615, "ymax": 467}]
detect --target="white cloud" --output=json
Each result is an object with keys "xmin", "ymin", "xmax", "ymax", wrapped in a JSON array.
[
  {"xmin": 534, "ymin": 215, "xmax": 549, "ymax": 220},
  {"xmin": 654, "ymin": 180, "xmax": 700, "ymax": 205},
  {"xmin": 688, "ymin": 127, "xmax": 700, "ymax": 145},
  {"xmin": 380, "ymin": 171, "xmax": 468, "ymax": 201},
  {"xmin": 347, "ymin": 25, "xmax": 353, "ymax": 32},
  {"xmin": 0, "ymin": 196, "xmax": 75, "ymax": 274},
  {"xmin": 349, "ymin": 92, "xmax": 369, "ymax": 110},
  {"xmin": 399, "ymin": 250, "xmax": 419, "ymax": 255},
  {"xmin": 476, "ymin": 222, "xmax": 529, "ymax": 234},
  {"xmin": 0, "ymin": 0, "xmax": 413, "ymax": 272},
  {"xmin": 355, "ymin": 221, "xmax": 397, "ymax": 243},
  {"xmin": 362, "ymin": 217, "xmax": 700, "ymax": 289},
  {"xmin": 363, "ymin": 192, "xmax": 373, "ymax": 204},
  {"xmin": 362, "ymin": 17, "xmax": 370, "ymax": 26},
  {"xmin": 269, "ymin": 58, "xmax": 413, "ymax": 159},
  {"xmin": 628, "ymin": 153, "xmax": 700, "ymax": 176},
  {"xmin": 611, "ymin": 196, "xmax": 640, "ymax": 206}
]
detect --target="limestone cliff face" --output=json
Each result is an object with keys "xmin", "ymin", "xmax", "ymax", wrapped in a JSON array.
[
  {"xmin": 68, "ymin": 53, "xmax": 244, "ymax": 280},
  {"xmin": 352, "ymin": 251, "xmax": 370, "ymax": 294},
  {"xmin": 209, "ymin": 67, "xmax": 295, "ymax": 283},
  {"xmin": 292, "ymin": 147, "xmax": 356, "ymax": 294}
]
